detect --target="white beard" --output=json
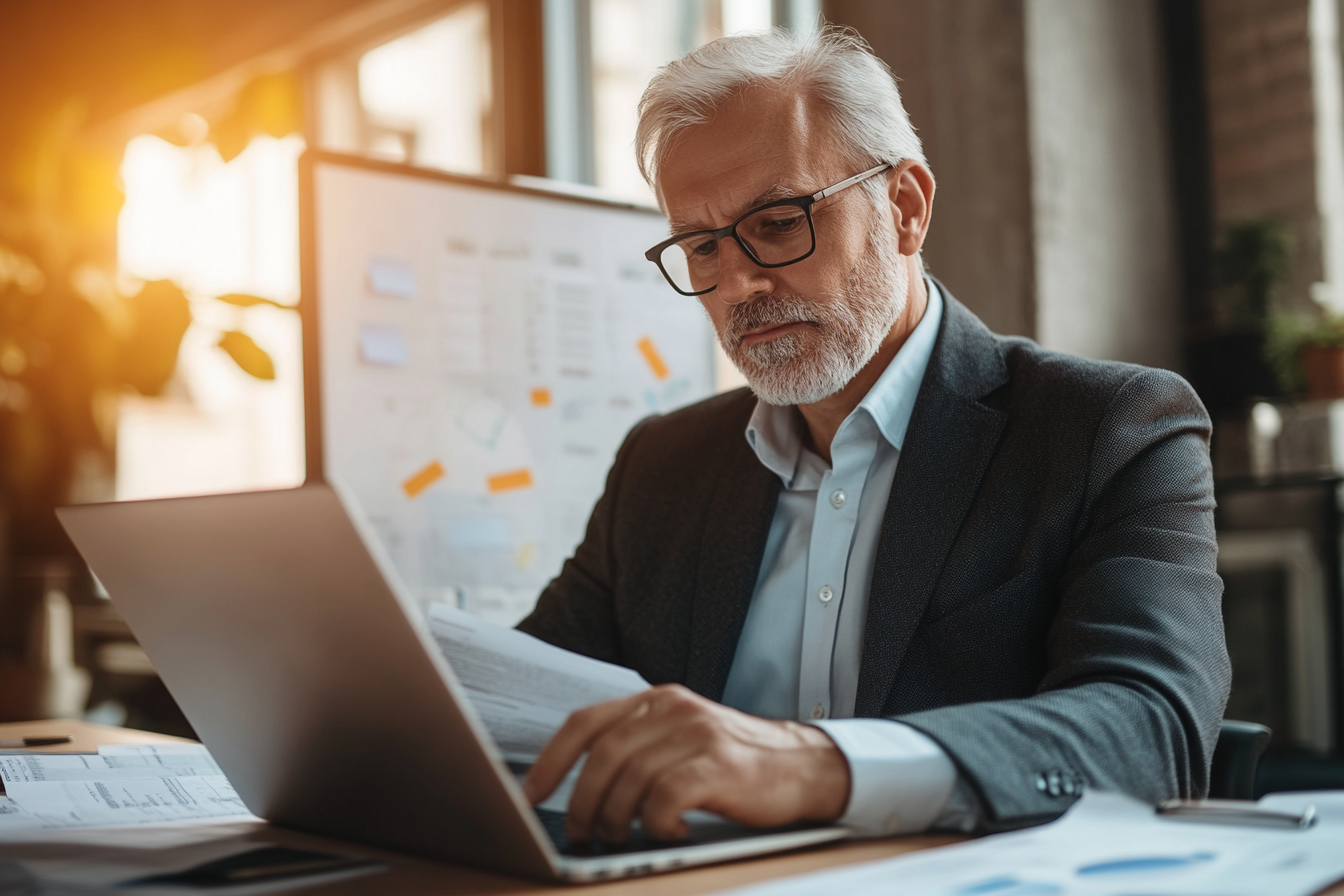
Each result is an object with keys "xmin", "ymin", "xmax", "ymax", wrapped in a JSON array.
[{"xmin": 717, "ymin": 224, "xmax": 909, "ymax": 407}]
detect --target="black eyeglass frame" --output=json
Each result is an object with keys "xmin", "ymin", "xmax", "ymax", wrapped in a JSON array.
[{"xmin": 643, "ymin": 161, "xmax": 894, "ymax": 297}]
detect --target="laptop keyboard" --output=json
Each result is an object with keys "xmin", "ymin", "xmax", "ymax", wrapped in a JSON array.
[{"xmin": 534, "ymin": 808, "xmax": 696, "ymax": 857}]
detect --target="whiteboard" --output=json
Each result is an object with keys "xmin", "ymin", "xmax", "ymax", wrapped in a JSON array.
[{"xmin": 301, "ymin": 153, "xmax": 715, "ymax": 625}]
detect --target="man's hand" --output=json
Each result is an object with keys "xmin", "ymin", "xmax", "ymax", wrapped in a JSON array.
[{"xmin": 521, "ymin": 684, "xmax": 851, "ymax": 842}]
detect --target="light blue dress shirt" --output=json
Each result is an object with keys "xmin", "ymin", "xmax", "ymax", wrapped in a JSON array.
[{"xmin": 721, "ymin": 281, "xmax": 978, "ymax": 836}]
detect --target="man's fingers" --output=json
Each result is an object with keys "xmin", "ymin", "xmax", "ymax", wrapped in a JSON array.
[
  {"xmin": 583, "ymin": 731, "xmax": 704, "ymax": 842},
  {"xmin": 563, "ymin": 698, "xmax": 692, "ymax": 840},
  {"xmin": 523, "ymin": 691, "xmax": 647, "ymax": 803},
  {"xmin": 640, "ymin": 757, "xmax": 719, "ymax": 840}
]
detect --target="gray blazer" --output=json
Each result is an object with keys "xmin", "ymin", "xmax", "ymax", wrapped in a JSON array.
[{"xmin": 518, "ymin": 290, "xmax": 1231, "ymax": 830}]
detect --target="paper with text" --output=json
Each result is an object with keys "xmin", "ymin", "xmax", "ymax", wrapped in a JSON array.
[
  {"xmin": 427, "ymin": 601, "xmax": 649, "ymax": 763},
  {"xmin": 720, "ymin": 790, "xmax": 1344, "ymax": 896},
  {"xmin": 1, "ymin": 775, "xmax": 256, "ymax": 831},
  {"xmin": 0, "ymin": 746, "xmax": 222, "ymax": 785},
  {"xmin": 0, "ymin": 744, "xmax": 255, "ymax": 833},
  {"xmin": 96, "ymin": 743, "xmax": 225, "ymax": 773}
]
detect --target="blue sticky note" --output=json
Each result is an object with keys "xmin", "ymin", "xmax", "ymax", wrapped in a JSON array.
[
  {"xmin": 367, "ymin": 258, "xmax": 418, "ymax": 299},
  {"xmin": 359, "ymin": 324, "xmax": 409, "ymax": 367},
  {"xmin": 446, "ymin": 517, "xmax": 513, "ymax": 548}
]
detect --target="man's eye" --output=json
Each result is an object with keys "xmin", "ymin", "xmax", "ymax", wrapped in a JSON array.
[
  {"xmin": 748, "ymin": 210, "xmax": 805, "ymax": 238},
  {"xmin": 763, "ymin": 213, "xmax": 804, "ymax": 233},
  {"xmin": 688, "ymin": 238, "xmax": 717, "ymax": 258}
]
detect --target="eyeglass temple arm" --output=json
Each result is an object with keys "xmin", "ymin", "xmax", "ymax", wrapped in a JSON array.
[{"xmin": 811, "ymin": 162, "xmax": 895, "ymax": 202}]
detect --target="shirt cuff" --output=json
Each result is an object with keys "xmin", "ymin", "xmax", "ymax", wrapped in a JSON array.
[{"xmin": 810, "ymin": 719, "xmax": 962, "ymax": 837}]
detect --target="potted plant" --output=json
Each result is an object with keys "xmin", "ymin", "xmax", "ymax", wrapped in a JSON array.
[
  {"xmin": 1186, "ymin": 219, "xmax": 1294, "ymax": 411},
  {"xmin": 1265, "ymin": 312, "xmax": 1344, "ymax": 399}
]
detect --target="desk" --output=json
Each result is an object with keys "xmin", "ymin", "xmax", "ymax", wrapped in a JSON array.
[{"xmin": 0, "ymin": 720, "xmax": 960, "ymax": 895}]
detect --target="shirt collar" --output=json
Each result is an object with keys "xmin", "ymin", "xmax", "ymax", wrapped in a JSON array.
[{"xmin": 744, "ymin": 277, "xmax": 945, "ymax": 487}]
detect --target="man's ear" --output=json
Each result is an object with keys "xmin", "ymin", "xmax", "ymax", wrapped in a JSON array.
[{"xmin": 888, "ymin": 161, "xmax": 935, "ymax": 258}]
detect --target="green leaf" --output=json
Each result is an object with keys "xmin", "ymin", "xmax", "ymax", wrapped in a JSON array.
[
  {"xmin": 118, "ymin": 280, "xmax": 192, "ymax": 395},
  {"xmin": 215, "ymin": 292, "xmax": 293, "ymax": 310},
  {"xmin": 217, "ymin": 330, "xmax": 276, "ymax": 380}
]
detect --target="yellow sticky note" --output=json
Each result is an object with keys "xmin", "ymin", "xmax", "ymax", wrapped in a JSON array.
[
  {"xmin": 517, "ymin": 542, "xmax": 537, "ymax": 570},
  {"xmin": 530, "ymin": 387, "xmax": 552, "ymax": 407},
  {"xmin": 637, "ymin": 336, "xmax": 670, "ymax": 380},
  {"xmin": 487, "ymin": 468, "xmax": 534, "ymax": 493},
  {"xmin": 402, "ymin": 460, "xmax": 445, "ymax": 498}
]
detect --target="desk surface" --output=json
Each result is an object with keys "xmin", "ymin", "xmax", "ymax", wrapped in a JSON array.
[{"xmin": 0, "ymin": 720, "xmax": 959, "ymax": 895}]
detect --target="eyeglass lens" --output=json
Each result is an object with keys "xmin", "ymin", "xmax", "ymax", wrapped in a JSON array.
[{"xmin": 658, "ymin": 203, "xmax": 815, "ymax": 295}]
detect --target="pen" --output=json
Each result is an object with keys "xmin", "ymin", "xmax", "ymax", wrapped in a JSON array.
[
  {"xmin": 0, "ymin": 736, "xmax": 74, "ymax": 747},
  {"xmin": 1157, "ymin": 799, "xmax": 1317, "ymax": 829}
]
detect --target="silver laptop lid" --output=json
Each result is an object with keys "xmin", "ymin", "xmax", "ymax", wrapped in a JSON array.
[{"xmin": 57, "ymin": 484, "xmax": 559, "ymax": 878}]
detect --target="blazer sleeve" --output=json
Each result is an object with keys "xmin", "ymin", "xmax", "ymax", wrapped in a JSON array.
[
  {"xmin": 897, "ymin": 369, "xmax": 1231, "ymax": 829},
  {"xmin": 514, "ymin": 416, "xmax": 653, "ymax": 664}
]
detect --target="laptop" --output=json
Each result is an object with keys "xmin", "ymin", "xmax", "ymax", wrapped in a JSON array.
[{"xmin": 56, "ymin": 484, "xmax": 848, "ymax": 882}]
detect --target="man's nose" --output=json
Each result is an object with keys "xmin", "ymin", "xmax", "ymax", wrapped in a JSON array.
[{"xmin": 714, "ymin": 237, "xmax": 772, "ymax": 305}]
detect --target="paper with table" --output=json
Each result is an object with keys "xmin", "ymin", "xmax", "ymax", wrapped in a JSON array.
[
  {"xmin": 0, "ymin": 744, "xmax": 257, "ymax": 833},
  {"xmin": 718, "ymin": 789, "xmax": 1344, "ymax": 896},
  {"xmin": 426, "ymin": 601, "xmax": 650, "ymax": 763}
]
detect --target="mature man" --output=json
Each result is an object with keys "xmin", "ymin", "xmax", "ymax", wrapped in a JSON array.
[{"xmin": 519, "ymin": 27, "xmax": 1230, "ymax": 843}]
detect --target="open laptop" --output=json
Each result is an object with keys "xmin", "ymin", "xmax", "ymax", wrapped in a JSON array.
[{"xmin": 56, "ymin": 484, "xmax": 848, "ymax": 882}]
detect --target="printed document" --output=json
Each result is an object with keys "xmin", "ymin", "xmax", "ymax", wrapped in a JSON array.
[
  {"xmin": 0, "ymin": 747, "xmax": 221, "ymax": 783},
  {"xmin": 719, "ymin": 790, "xmax": 1344, "ymax": 896},
  {"xmin": 0, "ymin": 744, "xmax": 257, "ymax": 832},
  {"xmin": 427, "ymin": 601, "xmax": 649, "ymax": 762}
]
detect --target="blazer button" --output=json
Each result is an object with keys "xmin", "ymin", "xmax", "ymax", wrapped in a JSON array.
[
  {"xmin": 1047, "ymin": 771, "xmax": 1063, "ymax": 797},
  {"xmin": 1035, "ymin": 774, "xmax": 1048, "ymax": 793}
]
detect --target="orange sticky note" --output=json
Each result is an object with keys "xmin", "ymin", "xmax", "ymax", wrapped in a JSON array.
[
  {"xmin": 637, "ymin": 336, "xmax": 670, "ymax": 380},
  {"xmin": 487, "ymin": 468, "xmax": 534, "ymax": 493},
  {"xmin": 402, "ymin": 460, "xmax": 445, "ymax": 498},
  {"xmin": 530, "ymin": 387, "xmax": 552, "ymax": 407}
]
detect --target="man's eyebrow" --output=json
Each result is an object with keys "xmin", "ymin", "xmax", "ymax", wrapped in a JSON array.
[
  {"xmin": 750, "ymin": 183, "xmax": 802, "ymax": 206},
  {"xmin": 666, "ymin": 183, "xmax": 803, "ymax": 234}
]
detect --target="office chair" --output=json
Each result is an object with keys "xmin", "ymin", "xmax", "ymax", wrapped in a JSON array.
[{"xmin": 1208, "ymin": 719, "xmax": 1271, "ymax": 800}]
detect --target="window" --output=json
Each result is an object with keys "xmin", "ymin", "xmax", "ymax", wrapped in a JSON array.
[
  {"xmin": 116, "ymin": 133, "xmax": 305, "ymax": 500},
  {"xmin": 315, "ymin": 2, "xmax": 492, "ymax": 176},
  {"xmin": 581, "ymin": 0, "xmax": 818, "ymax": 205}
]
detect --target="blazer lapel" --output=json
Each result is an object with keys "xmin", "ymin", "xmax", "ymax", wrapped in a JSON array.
[
  {"xmin": 854, "ymin": 293, "xmax": 1009, "ymax": 717},
  {"xmin": 684, "ymin": 438, "xmax": 781, "ymax": 701}
]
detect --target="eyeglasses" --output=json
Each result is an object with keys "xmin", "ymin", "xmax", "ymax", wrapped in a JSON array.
[{"xmin": 644, "ymin": 162, "xmax": 893, "ymax": 297}]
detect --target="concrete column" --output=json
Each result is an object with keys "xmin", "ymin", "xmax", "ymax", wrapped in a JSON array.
[
  {"xmin": 1025, "ymin": 0, "xmax": 1182, "ymax": 370},
  {"xmin": 823, "ymin": 0, "xmax": 1037, "ymax": 339}
]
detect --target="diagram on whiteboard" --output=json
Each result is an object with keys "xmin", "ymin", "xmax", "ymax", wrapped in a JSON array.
[{"xmin": 309, "ymin": 158, "xmax": 716, "ymax": 625}]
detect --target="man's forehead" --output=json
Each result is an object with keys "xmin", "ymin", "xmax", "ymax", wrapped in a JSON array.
[
  {"xmin": 665, "ymin": 182, "xmax": 806, "ymax": 232},
  {"xmin": 658, "ymin": 87, "xmax": 838, "ymax": 231}
]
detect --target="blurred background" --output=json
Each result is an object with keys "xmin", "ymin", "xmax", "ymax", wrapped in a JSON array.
[{"xmin": 1, "ymin": 0, "xmax": 1343, "ymax": 797}]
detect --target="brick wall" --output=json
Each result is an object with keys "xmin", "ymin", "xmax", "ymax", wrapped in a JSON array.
[{"xmin": 1203, "ymin": 0, "xmax": 1323, "ymax": 311}]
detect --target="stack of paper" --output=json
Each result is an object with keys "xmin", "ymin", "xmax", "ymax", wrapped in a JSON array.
[
  {"xmin": 0, "ymin": 744, "xmax": 258, "ymax": 832},
  {"xmin": 426, "ymin": 601, "xmax": 649, "ymax": 763}
]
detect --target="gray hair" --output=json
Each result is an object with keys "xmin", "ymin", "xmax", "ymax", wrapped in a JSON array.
[{"xmin": 635, "ymin": 26, "xmax": 927, "ymax": 197}]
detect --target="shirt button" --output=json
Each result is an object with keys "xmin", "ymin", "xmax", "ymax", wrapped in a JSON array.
[
  {"xmin": 810, "ymin": 704, "xmax": 826, "ymax": 719},
  {"xmin": 818, "ymin": 585, "xmax": 834, "ymax": 603},
  {"xmin": 829, "ymin": 489, "xmax": 847, "ymax": 508}
]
